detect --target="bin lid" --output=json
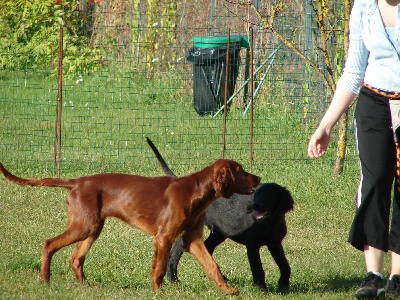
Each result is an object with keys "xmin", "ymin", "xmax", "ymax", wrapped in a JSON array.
[{"xmin": 192, "ymin": 35, "xmax": 249, "ymax": 49}]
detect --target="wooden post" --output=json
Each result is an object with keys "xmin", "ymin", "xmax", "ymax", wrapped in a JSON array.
[
  {"xmin": 54, "ymin": 26, "xmax": 63, "ymax": 177},
  {"xmin": 222, "ymin": 30, "xmax": 231, "ymax": 158},
  {"xmin": 249, "ymin": 27, "xmax": 254, "ymax": 171}
]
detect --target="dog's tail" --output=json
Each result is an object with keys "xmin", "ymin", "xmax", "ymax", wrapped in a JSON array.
[
  {"xmin": 0, "ymin": 162, "xmax": 76, "ymax": 189},
  {"xmin": 146, "ymin": 137, "xmax": 177, "ymax": 178}
]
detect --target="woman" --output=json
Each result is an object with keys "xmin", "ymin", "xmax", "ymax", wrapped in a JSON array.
[{"xmin": 308, "ymin": 0, "xmax": 400, "ymax": 298}]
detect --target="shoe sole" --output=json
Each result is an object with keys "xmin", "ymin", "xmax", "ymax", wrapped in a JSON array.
[{"xmin": 355, "ymin": 290, "xmax": 385, "ymax": 299}]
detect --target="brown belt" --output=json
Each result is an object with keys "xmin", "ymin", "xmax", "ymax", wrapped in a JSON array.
[
  {"xmin": 363, "ymin": 83, "xmax": 400, "ymax": 99},
  {"xmin": 396, "ymin": 142, "xmax": 400, "ymax": 192}
]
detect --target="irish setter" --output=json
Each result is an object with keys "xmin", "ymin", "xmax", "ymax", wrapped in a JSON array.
[{"xmin": 0, "ymin": 159, "xmax": 260, "ymax": 294}]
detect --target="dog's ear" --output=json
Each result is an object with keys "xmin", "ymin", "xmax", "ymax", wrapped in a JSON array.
[
  {"xmin": 213, "ymin": 167, "xmax": 235, "ymax": 198},
  {"xmin": 277, "ymin": 188, "xmax": 294, "ymax": 214}
]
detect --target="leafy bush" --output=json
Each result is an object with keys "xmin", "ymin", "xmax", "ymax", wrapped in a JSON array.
[{"xmin": 0, "ymin": 0, "xmax": 99, "ymax": 75}]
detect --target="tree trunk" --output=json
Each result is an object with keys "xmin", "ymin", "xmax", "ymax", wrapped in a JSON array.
[
  {"xmin": 333, "ymin": 0, "xmax": 352, "ymax": 175},
  {"xmin": 334, "ymin": 111, "xmax": 349, "ymax": 176}
]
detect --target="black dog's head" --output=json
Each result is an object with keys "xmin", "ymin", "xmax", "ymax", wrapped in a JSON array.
[{"xmin": 252, "ymin": 183, "xmax": 294, "ymax": 222}]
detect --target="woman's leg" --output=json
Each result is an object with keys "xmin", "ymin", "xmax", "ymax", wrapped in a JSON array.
[
  {"xmin": 349, "ymin": 87, "xmax": 395, "ymax": 252},
  {"xmin": 352, "ymin": 88, "xmax": 395, "ymax": 299},
  {"xmin": 390, "ymin": 252, "xmax": 400, "ymax": 278},
  {"xmin": 364, "ymin": 245, "xmax": 385, "ymax": 274},
  {"xmin": 389, "ymin": 127, "xmax": 400, "ymax": 276}
]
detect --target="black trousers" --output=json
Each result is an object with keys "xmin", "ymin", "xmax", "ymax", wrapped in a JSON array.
[{"xmin": 348, "ymin": 86, "xmax": 400, "ymax": 254}]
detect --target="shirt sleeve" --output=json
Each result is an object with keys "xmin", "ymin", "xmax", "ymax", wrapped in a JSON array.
[{"xmin": 336, "ymin": 0, "xmax": 369, "ymax": 94}]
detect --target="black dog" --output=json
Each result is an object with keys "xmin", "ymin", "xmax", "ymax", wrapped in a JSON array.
[{"xmin": 146, "ymin": 137, "xmax": 294, "ymax": 290}]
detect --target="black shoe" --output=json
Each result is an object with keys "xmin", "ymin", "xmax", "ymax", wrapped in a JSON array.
[
  {"xmin": 386, "ymin": 274, "xmax": 400, "ymax": 299},
  {"xmin": 355, "ymin": 272, "xmax": 385, "ymax": 299}
]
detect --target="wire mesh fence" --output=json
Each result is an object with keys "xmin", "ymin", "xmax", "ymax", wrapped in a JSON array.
[{"xmin": 0, "ymin": 0, "xmax": 357, "ymax": 176}]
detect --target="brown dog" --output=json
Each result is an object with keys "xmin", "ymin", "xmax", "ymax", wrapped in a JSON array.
[{"xmin": 0, "ymin": 158, "xmax": 260, "ymax": 294}]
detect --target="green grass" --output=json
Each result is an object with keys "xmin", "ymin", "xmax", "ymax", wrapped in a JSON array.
[{"xmin": 0, "ymin": 72, "xmax": 366, "ymax": 299}]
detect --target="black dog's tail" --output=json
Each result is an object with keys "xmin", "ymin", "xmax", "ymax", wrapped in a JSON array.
[{"xmin": 146, "ymin": 137, "xmax": 177, "ymax": 178}]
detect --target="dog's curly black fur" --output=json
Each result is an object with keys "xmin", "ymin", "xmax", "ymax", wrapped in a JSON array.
[{"xmin": 146, "ymin": 137, "xmax": 294, "ymax": 290}]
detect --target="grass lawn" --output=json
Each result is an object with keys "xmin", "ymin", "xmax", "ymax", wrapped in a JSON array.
[{"xmin": 0, "ymin": 72, "xmax": 376, "ymax": 299}]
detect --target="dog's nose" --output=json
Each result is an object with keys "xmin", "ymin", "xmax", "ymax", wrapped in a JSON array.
[
  {"xmin": 253, "ymin": 176, "xmax": 261, "ymax": 186},
  {"xmin": 252, "ymin": 202, "xmax": 261, "ymax": 210}
]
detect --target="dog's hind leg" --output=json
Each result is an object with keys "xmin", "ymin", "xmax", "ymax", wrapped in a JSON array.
[
  {"xmin": 167, "ymin": 232, "xmax": 228, "ymax": 284},
  {"xmin": 69, "ymin": 220, "xmax": 105, "ymax": 283},
  {"xmin": 40, "ymin": 223, "xmax": 93, "ymax": 283},
  {"xmin": 268, "ymin": 244, "xmax": 290, "ymax": 289},
  {"xmin": 167, "ymin": 237, "xmax": 184, "ymax": 282},
  {"xmin": 41, "ymin": 192, "xmax": 103, "ymax": 283},
  {"xmin": 204, "ymin": 230, "xmax": 227, "ymax": 255}
]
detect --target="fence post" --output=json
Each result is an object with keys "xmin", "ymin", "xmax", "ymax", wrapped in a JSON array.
[
  {"xmin": 54, "ymin": 25, "xmax": 63, "ymax": 177},
  {"xmin": 222, "ymin": 30, "xmax": 231, "ymax": 159},
  {"xmin": 249, "ymin": 27, "xmax": 254, "ymax": 171}
]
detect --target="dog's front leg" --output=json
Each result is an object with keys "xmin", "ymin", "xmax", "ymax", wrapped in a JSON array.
[
  {"xmin": 268, "ymin": 243, "xmax": 290, "ymax": 289},
  {"xmin": 151, "ymin": 235, "xmax": 174, "ymax": 292},
  {"xmin": 184, "ymin": 234, "xmax": 239, "ymax": 295},
  {"xmin": 246, "ymin": 243, "xmax": 267, "ymax": 290}
]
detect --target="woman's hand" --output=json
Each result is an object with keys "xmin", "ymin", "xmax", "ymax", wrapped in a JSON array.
[
  {"xmin": 308, "ymin": 127, "xmax": 331, "ymax": 158},
  {"xmin": 307, "ymin": 89, "xmax": 357, "ymax": 158}
]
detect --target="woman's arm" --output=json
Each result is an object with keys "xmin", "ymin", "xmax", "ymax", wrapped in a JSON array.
[{"xmin": 308, "ymin": 88, "xmax": 357, "ymax": 158}]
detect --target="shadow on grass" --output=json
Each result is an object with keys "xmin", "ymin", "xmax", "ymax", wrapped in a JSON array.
[
  {"xmin": 2, "ymin": 258, "xmax": 41, "ymax": 272},
  {"xmin": 2, "ymin": 259, "xmax": 364, "ymax": 297},
  {"xmin": 225, "ymin": 273, "xmax": 363, "ymax": 296},
  {"xmin": 287, "ymin": 274, "xmax": 363, "ymax": 294}
]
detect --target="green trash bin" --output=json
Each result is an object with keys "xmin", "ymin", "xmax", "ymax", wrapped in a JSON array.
[{"xmin": 186, "ymin": 35, "xmax": 248, "ymax": 115}]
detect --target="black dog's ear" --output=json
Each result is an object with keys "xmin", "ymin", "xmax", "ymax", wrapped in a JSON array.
[
  {"xmin": 213, "ymin": 167, "xmax": 235, "ymax": 198},
  {"xmin": 277, "ymin": 187, "xmax": 294, "ymax": 214}
]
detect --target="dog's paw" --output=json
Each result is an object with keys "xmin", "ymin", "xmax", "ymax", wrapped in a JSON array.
[
  {"xmin": 224, "ymin": 286, "xmax": 239, "ymax": 295},
  {"xmin": 254, "ymin": 282, "xmax": 268, "ymax": 292},
  {"xmin": 168, "ymin": 277, "xmax": 180, "ymax": 283},
  {"xmin": 277, "ymin": 279, "xmax": 290, "ymax": 292},
  {"xmin": 82, "ymin": 276, "xmax": 91, "ymax": 286},
  {"xmin": 166, "ymin": 273, "xmax": 180, "ymax": 283},
  {"xmin": 37, "ymin": 273, "xmax": 50, "ymax": 284}
]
